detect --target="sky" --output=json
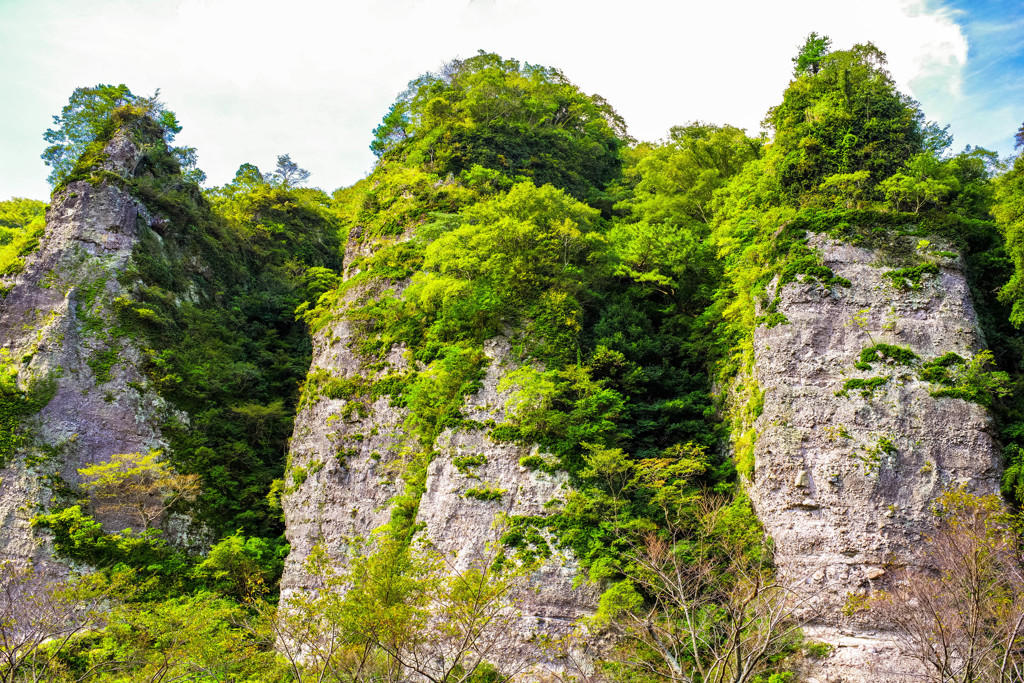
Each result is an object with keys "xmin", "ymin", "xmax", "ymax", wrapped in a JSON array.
[{"xmin": 0, "ymin": 0, "xmax": 1021, "ymax": 201}]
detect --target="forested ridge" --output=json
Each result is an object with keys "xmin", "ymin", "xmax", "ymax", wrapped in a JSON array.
[{"xmin": 1, "ymin": 36, "xmax": 1024, "ymax": 682}]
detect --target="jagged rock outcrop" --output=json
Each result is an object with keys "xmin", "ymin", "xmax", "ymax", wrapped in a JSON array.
[
  {"xmin": 282, "ymin": 314, "xmax": 597, "ymax": 662},
  {"xmin": 749, "ymin": 234, "xmax": 1002, "ymax": 681},
  {"xmin": 0, "ymin": 131, "xmax": 181, "ymax": 567}
]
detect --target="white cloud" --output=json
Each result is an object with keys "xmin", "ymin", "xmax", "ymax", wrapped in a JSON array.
[{"xmin": 0, "ymin": 0, "xmax": 972, "ymax": 201}]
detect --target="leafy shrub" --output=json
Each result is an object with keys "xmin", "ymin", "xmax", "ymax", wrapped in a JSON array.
[
  {"xmin": 884, "ymin": 262, "xmax": 940, "ymax": 290},
  {"xmin": 837, "ymin": 376, "xmax": 890, "ymax": 398},
  {"xmin": 857, "ymin": 343, "xmax": 919, "ymax": 369},
  {"xmin": 464, "ymin": 486, "xmax": 505, "ymax": 502}
]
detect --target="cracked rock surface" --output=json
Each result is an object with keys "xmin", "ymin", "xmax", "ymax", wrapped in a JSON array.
[
  {"xmin": 0, "ymin": 133, "xmax": 181, "ymax": 571},
  {"xmin": 282, "ymin": 313, "xmax": 597, "ymax": 663},
  {"xmin": 749, "ymin": 235, "xmax": 1000, "ymax": 681}
]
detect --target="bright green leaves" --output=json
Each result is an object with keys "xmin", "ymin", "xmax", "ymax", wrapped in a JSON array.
[
  {"xmin": 42, "ymin": 84, "xmax": 202, "ymax": 188},
  {"xmin": 593, "ymin": 578, "xmax": 643, "ymax": 627},
  {"xmin": 339, "ymin": 181, "xmax": 604, "ymax": 368},
  {"xmin": 193, "ymin": 533, "xmax": 286, "ymax": 600},
  {"xmin": 995, "ymin": 154, "xmax": 1024, "ymax": 325},
  {"xmin": 498, "ymin": 362, "xmax": 626, "ymax": 471},
  {"xmin": 93, "ymin": 591, "xmax": 285, "ymax": 682},
  {"xmin": 924, "ymin": 349, "xmax": 1011, "ymax": 406},
  {"xmin": 609, "ymin": 123, "xmax": 760, "ymax": 299},
  {"xmin": 583, "ymin": 125, "xmax": 753, "ymax": 467},
  {"xmin": 0, "ymin": 197, "xmax": 46, "ymax": 276},
  {"xmin": 623, "ymin": 123, "xmax": 763, "ymax": 224},
  {"xmin": 337, "ymin": 164, "xmax": 478, "ymax": 242},
  {"xmin": 371, "ymin": 52, "xmax": 626, "ymax": 201},
  {"xmin": 409, "ymin": 182, "xmax": 601, "ymax": 357},
  {"xmin": 0, "ymin": 197, "xmax": 46, "ymax": 231},
  {"xmin": 33, "ymin": 506, "xmax": 194, "ymax": 596},
  {"xmin": 527, "ymin": 440, "xmax": 713, "ymax": 576},
  {"xmin": 277, "ymin": 537, "xmax": 528, "ymax": 683},
  {"xmin": 608, "ymin": 219, "xmax": 704, "ymax": 297},
  {"xmin": 792, "ymin": 32, "xmax": 833, "ymax": 77},
  {"xmin": 0, "ymin": 356, "xmax": 55, "ymax": 468},
  {"xmin": 403, "ymin": 346, "xmax": 487, "ymax": 448},
  {"xmin": 878, "ymin": 153, "xmax": 960, "ymax": 214},
  {"xmin": 33, "ymin": 505, "xmax": 288, "ymax": 604},
  {"xmin": 323, "ymin": 181, "xmax": 603, "ymax": 373},
  {"xmin": 817, "ymin": 170, "xmax": 872, "ymax": 209},
  {"xmin": 370, "ymin": 102, "xmax": 412, "ymax": 158},
  {"xmin": 768, "ymin": 43, "xmax": 924, "ymax": 197}
]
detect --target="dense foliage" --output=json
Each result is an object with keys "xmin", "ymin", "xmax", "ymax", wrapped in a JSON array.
[
  {"xmin": 0, "ymin": 197, "xmax": 46, "ymax": 277},
  {"xmin": 7, "ymin": 35, "xmax": 1024, "ymax": 682},
  {"xmin": 370, "ymin": 51, "xmax": 627, "ymax": 205},
  {"xmin": 42, "ymin": 83, "xmax": 203, "ymax": 187},
  {"xmin": 765, "ymin": 42, "xmax": 927, "ymax": 198},
  {"xmin": 126, "ymin": 159, "xmax": 343, "ymax": 538},
  {"xmin": 304, "ymin": 71, "xmax": 747, "ymax": 569}
]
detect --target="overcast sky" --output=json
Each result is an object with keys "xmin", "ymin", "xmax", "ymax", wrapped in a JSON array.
[{"xmin": 0, "ymin": 0, "xmax": 1020, "ymax": 201}]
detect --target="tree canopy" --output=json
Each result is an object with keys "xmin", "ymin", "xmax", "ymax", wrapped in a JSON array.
[
  {"xmin": 369, "ymin": 51, "xmax": 628, "ymax": 203},
  {"xmin": 11, "ymin": 41, "xmax": 1024, "ymax": 683},
  {"xmin": 42, "ymin": 84, "xmax": 202, "ymax": 188},
  {"xmin": 767, "ymin": 42, "xmax": 926, "ymax": 197},
  {"xmin": 791, "ymin": 31, "xmax": 832, "ymax": 76}
]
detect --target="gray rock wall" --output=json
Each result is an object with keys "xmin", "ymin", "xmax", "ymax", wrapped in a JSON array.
[
  {"xmin": 282, "ymin": 313, "xmax": 596, "ymax": 659},
  {"xmin": 749, "ymin": 235, "xmax": 1001, "ymax": 681},
  {"xmin": 0, "ymin": 132, "xmax": 179, "ymax": 566}
]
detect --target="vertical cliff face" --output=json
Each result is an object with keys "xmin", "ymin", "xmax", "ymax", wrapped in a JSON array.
[
  {"xmin": 0, "ymin": 131, "xmax": 179, "ymax": 565},
  {"xmin": 749, "ymin": 234, "xmax": 1001, "ymax": 680},
  {"xmin": 282, "ymin": 300, "xmax": 597, "ymax": 656}
]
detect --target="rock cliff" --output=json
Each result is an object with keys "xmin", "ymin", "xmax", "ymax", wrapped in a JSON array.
[
  {"xmin": 283, "ymin": 223, "xmax": 1007, "ymax": 677},
  {"xmin": 282, "ymin": 292, "xmax": 597, "ymax": 661},
  {"xmin": 0, "ymin": 131, "xmax": 180, "ymax": 566},
  {"xmin": 749, "ymin": 234, "xmax": 1002, "ymax": 681}
]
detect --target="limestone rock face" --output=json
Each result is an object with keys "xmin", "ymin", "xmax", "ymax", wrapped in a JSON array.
[
  {"xmin": 282, "ymin": 320, "xmax": 596, "ymax": 656},
  {"xmin": 749, "ymin": 235, "xmax": 1001, "ymax": 681},
  {"xmin": 0, "ymin": 132, "xmax": 178, "ymax": 566}
]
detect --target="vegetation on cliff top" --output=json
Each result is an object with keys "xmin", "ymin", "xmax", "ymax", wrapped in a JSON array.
[{"xmin": 5, "ymin": 33, "xmax": 1024, "ymax": 682}]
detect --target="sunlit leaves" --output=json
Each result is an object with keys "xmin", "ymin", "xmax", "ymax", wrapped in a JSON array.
[
  {"xmin": 371, "ymin": 52, "xmax": 626, "ymax": 201},
  {"xmin": 767, "ymin": 43, "xmax": 925, "ymax": 196}
]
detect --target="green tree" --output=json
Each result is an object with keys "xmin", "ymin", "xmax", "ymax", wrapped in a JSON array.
[
  {"xmin": 878, "ymin": 153, "xmax": 959, "ymax": 213},
  {"xmin": 791, "ymin": 32, "xmax": 832, "ymax": 76},
  {"xmin": 0, "ymin": 198, "xmax": 45, "ymax": 276},
  {"xmin": 609, "ymin": 122, "xmax": 760, "ymax": 297},
  {"xmin": 266, "ymin": 539, "xmax": 530, "ymax": 683},
  {"xmin": 0, "ymin": 198, "xmax": 45, "ymax": 232},
  {"xmin": 370, "ymin": 103, "xmax": 411, "ymax": 158},
  {"xmin": 78, "ymin": 451, "xmax": 201, "ymax": 531},
  {"xmin": 817, "ymin": 170, "xmax": 872, "ymax": 208},
  {"xmin": 393, "ymin": 180, "xmax": 604, "ymax": 364},
  {"xmin": 42, "ymin": 84, "xmax": 201, "ymax": 188},
  {"xmin": 767, "ymin": 42, "xmax": 926, "ymax": 197},
  {"xmin": 994, "ymin": 153, "xmax": 1024, "ymax": 324},
  {"xmin": 370, "ymin": 51, "xmax": 627, "ymax": 202},
  {"xmin": 193, "ymin": 533, "xmax": 286, "ymax": 601}
]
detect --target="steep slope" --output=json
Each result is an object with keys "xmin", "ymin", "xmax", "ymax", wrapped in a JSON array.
[
  {"xmin": 749, "ymin": 234, "xmax": 1001, "ymax": 680},
  {"xmin": 280, "ymin": 190, "xmax": 606, "ymax": 662},
  {"xmin": 0, "ymin": 129, "xmax": 180, "ymax": 564},
  {"xmin": 281, "ymin": 54, "xmax": 643, "ymax": 667},
  {"xmin": 282, "ymin": 326, "xmax": 598, "ymax": 644}
]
